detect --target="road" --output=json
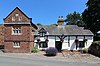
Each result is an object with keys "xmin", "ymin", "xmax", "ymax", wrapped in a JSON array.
[{"xmin": 0, "ymin": 54, "xmax": 100, "ymax": 66}]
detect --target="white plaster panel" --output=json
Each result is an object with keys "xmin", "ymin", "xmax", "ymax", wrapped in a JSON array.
[
  {"xmin": 69, "ymin": 36, "xmax": 76, "ymax": 50},
  {"xmin": 85, "ymin": 36, "xmax": 93, "ymax": 48},
  {"xmin": 48, "ymin": 36, "xmax": 55, "ymax": 47}
]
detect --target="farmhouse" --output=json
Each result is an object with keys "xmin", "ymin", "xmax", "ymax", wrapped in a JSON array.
[{"xmin": 34, "ymin": 16, "xmax": 93, "ymax": 52}]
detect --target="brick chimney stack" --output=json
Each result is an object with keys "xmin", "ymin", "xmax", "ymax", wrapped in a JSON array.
[{"xmin": 57, "ymin": 16, "xmax": 64, "ymax": 25}]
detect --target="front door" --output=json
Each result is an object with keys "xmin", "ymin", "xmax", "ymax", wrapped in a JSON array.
[{"xmin": 55, "ymin": 41, "xmax": 62, "ymax": 52}]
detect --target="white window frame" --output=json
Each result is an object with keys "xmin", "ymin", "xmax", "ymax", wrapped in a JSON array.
[
  {"xmin": 18, "ymin": 16, "xmax": 22, "ymax": 21},
  {"xmin": 13, "ymin": 41, "xmax": 20, "ymax": 48},
  {"xmin": 39, "ymin": 42, "xmax": 48, "ymax": 48},
  {"xmin": 12, "ymin": 13, "xmax": 22, "ymax": 21},
  {"xmin": 12, "ymin": 17, "xmax": 15, "ymax": 21},
  {"xmin": 15, "ymin": 13, "xmax": 19, "ymax": 17},
  {"xmin": 40, "ymin": 32, "xmax": 46, "ymax": 37},
  {"xmin": 12, "ymin": 26, "xmax": 22, "ymax": 35}
]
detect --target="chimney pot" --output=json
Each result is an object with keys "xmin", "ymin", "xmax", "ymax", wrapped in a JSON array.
[
  {"xmin": 57, "ymin": 16, "xmax": 64, "ymax": 26},
  {"xmin": 58, "ymin": 16, "xmax": 60, "ymax": 20},
  {"xmin": 61, "ymin": 16, "xmax": 64, "ymax": 20},
  {"xmin": 61, "ymin": 16, "xmax": 63, "ymax": 18}
]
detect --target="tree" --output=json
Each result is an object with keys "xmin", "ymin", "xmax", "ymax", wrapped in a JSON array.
[
  {"xmin": 50, "ymin": 24, "xmax": 57, "ymax": 26},
  {"xmin": 65, "ymin": 11, "xmax": 85, "ymax": 27},
  {"xmin": 37, "ymin": 23, "xmax": 42, "ymax": 26},
  {"xmin": 82, "ymin": 0, "xmax": 100, "ymax": 34}
]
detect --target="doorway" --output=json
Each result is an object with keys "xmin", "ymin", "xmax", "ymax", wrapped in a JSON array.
[{"xmin": 55, "ymin": 41, "xmax": 62, "ymax": 52}]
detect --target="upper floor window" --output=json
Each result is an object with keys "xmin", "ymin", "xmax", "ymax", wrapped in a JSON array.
[
  {"xmin": 12, "ymin": 26, "xmax": 21, "ymax": 35},
  {"xmin": 12, "ymin": 13, "xmax": 22, "ymax": 22},
  {"xmin": 40, "ymin": 32, "xmax": 46, "ymax": 37},
  {"xmin": 18, "ymin": 16, "xmax": 22, "ymax": 21},
  {"xmin": 39, "ymin": 28, "xmax": 47, "ymax": 37},
  {"xmin": 12, "ymin": 17, "xmax": 15, "ymax": 21},
  {"xmin": 15, "ymin": 13, "xmax": 19, "ymax": 17}
]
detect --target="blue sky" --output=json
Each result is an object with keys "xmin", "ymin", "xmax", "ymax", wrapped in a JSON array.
[{"xmin": 0, "ymin": 0, "xmax": 87, "ymax": 25}]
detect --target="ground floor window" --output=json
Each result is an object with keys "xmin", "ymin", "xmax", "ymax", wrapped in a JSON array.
[
  {"xmin": 0, "ymin": 45, "xmax": 4, "ymax": 49},
  {"xmin": 13, "ymin": 41, "xmax": 20, "ymax": 48},
  {"xmin": 39, "ymin": 42, "xmax": 48, "ymax": 48},
  {"xmin": 77, "ymin": 41, "xmax": 85, "ymax": 48}
]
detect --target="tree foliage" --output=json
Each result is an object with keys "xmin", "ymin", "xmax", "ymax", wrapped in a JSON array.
[
  {"xmin": 65, "ymin": 11, "xmax": 85, "ymax": 27},
  {"xmin": 82, "ymin": 0, "xmax": 100, "ymax": 34},
  {"xmin": 50, "ymin": 24, "xmax": 57, "ymax": 26},
  {"xmin": 37, "ymin": 23, "xmax": 42, "ymax": 26}
]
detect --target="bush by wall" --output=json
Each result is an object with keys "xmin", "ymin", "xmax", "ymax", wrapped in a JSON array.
[
  {"xmin": 89, "ymin": 41, "xmax": 100, "ymax": 57},
  {"xmin": 31, "ymin": 48, "xmax": 39, "ymax": 53},
  {"xmin": 82, "ymin": 48, "xmax": 88, "ymax": 53}
]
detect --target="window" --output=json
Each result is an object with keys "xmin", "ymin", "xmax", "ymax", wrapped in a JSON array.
[
  {"xmin": 12, "ymin": 26, "xmax": 21, "ymax": 35},
  {"xmin": 39, "ymin": 42, "xmax": 48, "ymax": 48},
  {"xmin": 12, "ymin": 13, "xmax": 22, "ymax": 21},
  {"xmin": 15, "ymin": 13, "xmax": 19, "ymax": 17},
  {"xmin": 40, "ymin": 32, "xmax": 46, "ymax": 37},
  {"xmin": 13, "ymin": 41, "xmax": 20, "ymax": 48},
  {"xmin": 18, "ymin": 16, "xmax": 22, "ymax": 21},
  {"xmin": 77, "ymin": 41, "xmax": 85, "ymax": 48},
  {"xmin": 39, "ymin": 28, "xmax": 47, "ymax": 37},
  {"xmin": 12, "ymin": 17, "xmax": 15, "ymax": 21}
]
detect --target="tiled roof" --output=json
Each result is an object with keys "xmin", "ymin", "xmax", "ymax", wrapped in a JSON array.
[{"xmin": 34, "ymin": 25, "xmax": 93, "ymax": 36}]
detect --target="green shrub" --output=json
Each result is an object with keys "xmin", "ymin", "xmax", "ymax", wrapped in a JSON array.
[
  {"xmin": 89, "ymin": 41, "xmax": 100, "ymax": 57},
  {"xmin": 93, "ymin": 41, "xmax": 100, "ymax": 45},
  {"xmin": 31, "ymin": 48, "xmax": 39, "ymax": 53},
  {"xmin": 82, "ymin": 48, "xmax": 88, "ymax": 53}
]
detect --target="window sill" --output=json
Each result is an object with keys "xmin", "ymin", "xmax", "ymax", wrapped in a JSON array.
[
  {"xmin": 12, "ymin": 33, "xmax": 22, "ymax": 35},
  {"xmin": 13, "ymin": 46, "xmax": 20, "ymax": 48}
]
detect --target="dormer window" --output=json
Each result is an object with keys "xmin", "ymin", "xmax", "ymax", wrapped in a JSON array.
[
  {"xmin": 39, "ymin": 28, "xmax": 47, "ymax": 37},
  {"xmin": 40, "ymin": 32, "xmax": 46, "ymax": 37}
]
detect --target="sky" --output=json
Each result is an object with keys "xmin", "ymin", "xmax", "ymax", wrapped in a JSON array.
[{"xmin": 0, "ymin": 0, "xmax": 87, "ymax": 25}]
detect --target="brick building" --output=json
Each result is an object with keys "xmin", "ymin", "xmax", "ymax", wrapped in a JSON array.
[
  {"xmin": 3, "ymin": 7, "xmax": 37, "ymax": 53},
  {"xmin": 0, "ymin": 24, "xmax": 4, "ymax": 49}
]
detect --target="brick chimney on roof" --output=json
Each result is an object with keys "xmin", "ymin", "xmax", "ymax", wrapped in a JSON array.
[{"xmin": 57, "ymin": 16, "xmax": 64, "ymax": 25}]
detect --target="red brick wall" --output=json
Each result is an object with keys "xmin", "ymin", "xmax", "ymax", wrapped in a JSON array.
[
  {"xmin": 4, "ymin": 42, "xmax": 31, "ymax": 53},
  {"xmin": 0, "ymin": 25, "xmax": 4, "ymax": 45},
  {"xmin": 3, "ymin": 7, "xmax": 35, "ymax": 53},
  {"xmin": 4, "ymin": 8, "xmax": 31, "ymax": 23},
  {"xmin": 4, "ymin": 24, "xmax": 31, "ymax": 41},
  {"xmin": 4, "ymin": 24, "xmax": 34, "ymax": 53}
]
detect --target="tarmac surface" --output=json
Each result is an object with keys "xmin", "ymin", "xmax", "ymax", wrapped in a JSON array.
[{"xmin": 0, "ymin": 51, "xmax": 100, "ymax": 66}]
